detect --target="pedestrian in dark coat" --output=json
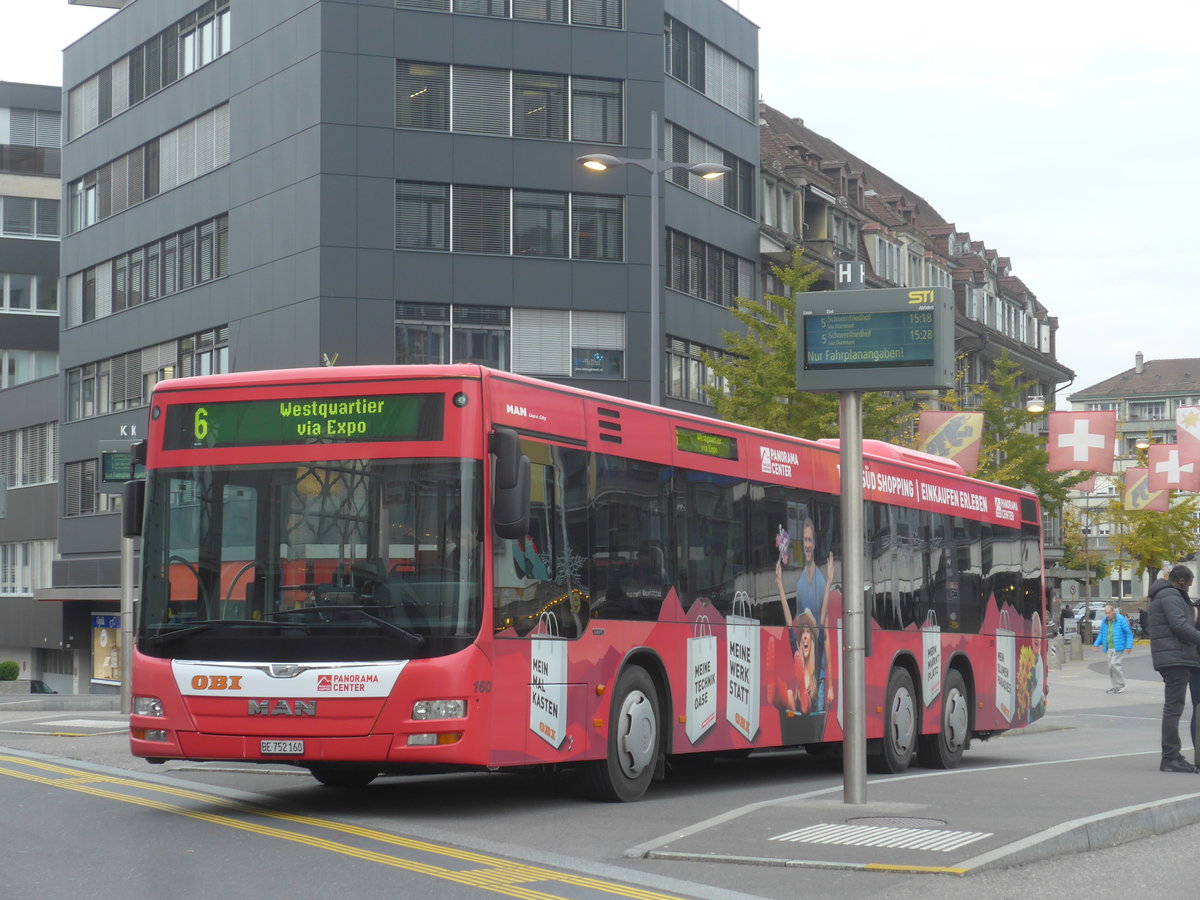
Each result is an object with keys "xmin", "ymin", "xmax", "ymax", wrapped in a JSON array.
[{"xmin": 1147, "ymin": 565, "xmax": 1200, "ymax": 772}]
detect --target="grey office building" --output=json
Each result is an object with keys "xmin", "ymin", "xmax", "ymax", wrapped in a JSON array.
[
  {"xmin": 1, "ymin": 81, "xmax": 65, "ymax": 689},
  {"xmin": 51, "ymin": 0, "xmax": 759, "ymax": 683}
]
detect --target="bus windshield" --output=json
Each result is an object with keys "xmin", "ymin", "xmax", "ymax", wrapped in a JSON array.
[{"xmin": 136, "ymin": 457, "xmax": 482, "ymax": 662}]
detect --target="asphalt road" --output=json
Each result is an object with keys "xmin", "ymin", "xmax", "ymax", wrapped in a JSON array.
[{"xmin": 2, "ymin": 645, "xmax": 1198, "ymax": 899}]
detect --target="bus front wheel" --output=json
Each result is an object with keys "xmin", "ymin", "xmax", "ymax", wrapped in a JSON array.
[
  {"xmin": 870, "ymin": 667, "xmax": 917, "ymax": 774},
  {"xmin": 580, "ymin": 666, "xmax": 660, "ymax": 802},
  {"xmin": 918, "ymin": 669, "xmax": 969, "ymax": 769}
]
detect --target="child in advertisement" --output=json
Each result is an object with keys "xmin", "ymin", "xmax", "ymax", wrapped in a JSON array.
[{"xmin": 770, "ymin": 518, "xmax": 835, "ymax": 716}]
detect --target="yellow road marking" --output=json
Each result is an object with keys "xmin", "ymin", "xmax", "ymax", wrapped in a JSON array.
[
  {"xmin": 0, "ymin": 755, "xmax": 682, "ymax": 900},
  {"xmin": 864, "ymin": 863, "xmax": 969, "ymax": 875}
]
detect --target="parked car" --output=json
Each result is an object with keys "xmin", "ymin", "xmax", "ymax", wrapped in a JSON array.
[
  {"xmin": 27, "ymin": 679, "xmax": 56, "ymax": 694},
  {"xmin": 1075, "ymin": 605, "xmax": 1107, "ymax": 639}
]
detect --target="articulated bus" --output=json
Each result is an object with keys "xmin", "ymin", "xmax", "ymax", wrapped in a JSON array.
[{"xmin": 125, "ymin": 365, "xmax": 1047, "ymax": 800}]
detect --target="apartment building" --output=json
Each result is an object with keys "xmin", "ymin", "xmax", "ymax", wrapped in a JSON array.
[{"xmin": 756, "ymin": 102, "xmax": 1072, "ymax": 409}]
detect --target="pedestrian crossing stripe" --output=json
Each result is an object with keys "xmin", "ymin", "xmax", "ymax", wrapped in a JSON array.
[{"xmin": 770, "ymin": 823, "xmax": 992, "ymax": 852}]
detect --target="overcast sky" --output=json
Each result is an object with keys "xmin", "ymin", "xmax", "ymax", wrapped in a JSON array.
[{"xmin": 4, "ymin": 0, "xmax": 1195, "ymax": 403}]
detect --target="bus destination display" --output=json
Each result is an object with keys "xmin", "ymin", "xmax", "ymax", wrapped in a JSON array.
[
  {"xmin": 161, "ymin": 394, "xmax": 444, "ymax": 449},
  {"xmin": 804, "ymin": 309, "xmax": 934, "ymax": 370}
]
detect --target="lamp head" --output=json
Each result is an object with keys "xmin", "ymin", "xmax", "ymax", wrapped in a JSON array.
[
  {"xmin": 577, "ymin": 153, "xmax": 622, "ymax": 172},
  {"xmin": 688, "ymin": 162, "xmax": 732, "ymax": 179},
  {"xmin": 1025, "ymin": 395, "xmax": 1046, "ymax": 414}
]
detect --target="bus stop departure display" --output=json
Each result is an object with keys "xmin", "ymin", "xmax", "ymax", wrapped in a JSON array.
[
  {"xmin": 796, "ymin": 286, "xmax": 954, "ymax": 392},
  {"xmin": 804, "ymin": 309, "xmax": 934, "ymax": 369},
  {"xmin": 161, "ymin": 394, "xmax": 444, "ymax": 449}
]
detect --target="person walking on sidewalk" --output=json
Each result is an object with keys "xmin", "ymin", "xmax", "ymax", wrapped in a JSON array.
[
  {"xmin": 1094, "ymin": 604, "xmax": 1133, "ymax": 693},
  {"xmin": 1147, "ymin": 565, "xmax": 1200, "ymax": 773}
]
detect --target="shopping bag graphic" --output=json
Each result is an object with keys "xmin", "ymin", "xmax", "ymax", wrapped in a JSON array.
[
  {"xmin": 530, "ymin": 612, "xmax": 568, "ymax": 748},
  {"xmin": 686, "ymin": 616, "xmax": 718, "ymax": 744},
  {"xmin": 922, "ymin": 611, "xmax": 941, "ymax": 706},
  {"xmin": 725, "ymin": 592, "xmax": 760, "ymax": 740},
  {"xmin": 995, "ymin": 609, "xmax": 1015, "ymax": 722}
]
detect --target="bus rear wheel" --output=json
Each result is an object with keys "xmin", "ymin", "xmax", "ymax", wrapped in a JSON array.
[
  {"xmin": 580, "ymin": 665, "xmax": 660, "ymax": 802},
  {"xmin": 308, "ymin": 763, "xmax": 379, "ymax": 788},
  {"xmin": 869, "ymin": 667, "xmax": 917, "ymax": 774},
  {"xmin": 918, "ymin": 669, "xmax": 969, "ymax": 769}
]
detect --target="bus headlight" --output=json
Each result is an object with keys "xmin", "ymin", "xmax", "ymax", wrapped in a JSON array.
[
  {"xmin": 412, "ymin": 699, "xmax": 466, "ymax": 720},
  {"xmin": 133, "ymin": 696, "xmax": 164, "ymax": 717}
]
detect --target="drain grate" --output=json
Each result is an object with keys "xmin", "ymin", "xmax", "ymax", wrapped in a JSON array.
[{"xmin": 770, "ymin": 822, "xmax": 992, "ymax": 852}]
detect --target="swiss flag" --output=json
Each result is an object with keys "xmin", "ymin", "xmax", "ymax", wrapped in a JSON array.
[
  {"xmin": 1125, "ymin": 468, "xmax": 1170, "ymax": 511},
  {"xmin": 1047, "ymin": 411, "xmax": 1116, "ymax": 473},
  {"xmin": 1176, "ymin": 406, "xmax": 1200, "ymax": 463},
  {"xmin": 1073, "ymin": 474, "xmax": 1098, "ymax": 494},
  {"xmin": 1148, "ymin": 444, "xmax": 1200, "ymax": 493}
]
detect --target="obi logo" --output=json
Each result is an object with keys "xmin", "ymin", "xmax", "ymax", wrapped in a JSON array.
[{"xmin": 190, "ymin": 674, "xmax": 244, "ymax": 691}]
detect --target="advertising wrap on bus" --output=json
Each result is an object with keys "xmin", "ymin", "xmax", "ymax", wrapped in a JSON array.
[{"xmin": 127, "ymin": 365, "xmax": 1046, "ymax": 799}]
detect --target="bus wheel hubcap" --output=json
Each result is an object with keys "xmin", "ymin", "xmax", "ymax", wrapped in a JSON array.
[{"xmin": 617, "ymin": 690, "xmax": 655, "ymax": 778}]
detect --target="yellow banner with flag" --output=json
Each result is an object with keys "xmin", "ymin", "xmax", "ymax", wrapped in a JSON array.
[{"xmin": 917, "ymin": 411, "xmax": 984, "ymax": 474}]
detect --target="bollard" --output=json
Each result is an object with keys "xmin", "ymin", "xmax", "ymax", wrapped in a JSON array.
[
  {"xmin": 1067, "ymin": 632, "xmax": 1084, "ymax": 661},
  {"xmin": 1049, "ymin": 634, "xmax": 1063, "ymax": 670}
]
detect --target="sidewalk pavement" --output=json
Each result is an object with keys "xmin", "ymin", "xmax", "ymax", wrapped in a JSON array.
[
  {"xmin": 630, "ymin": 649, "xmax": 1200, "ymax": 875},
  {"xmin": 0, "ymin": 694, "xmax": 120, "ymax": 712}
]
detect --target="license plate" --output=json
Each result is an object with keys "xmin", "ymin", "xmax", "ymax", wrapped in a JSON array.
[{"xmin": 260, "ymin": 739, "xmax": 304, "ymax": 755}]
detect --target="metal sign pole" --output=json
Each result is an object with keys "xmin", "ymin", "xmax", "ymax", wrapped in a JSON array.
[{"xmin": 840, "ymin": 390, "xmax": 867, "ymax": 803}]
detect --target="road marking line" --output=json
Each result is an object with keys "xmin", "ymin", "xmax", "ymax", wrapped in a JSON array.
[{"xmin": 0, "ymin": 755, "xmax": 683, "ymax": 900}]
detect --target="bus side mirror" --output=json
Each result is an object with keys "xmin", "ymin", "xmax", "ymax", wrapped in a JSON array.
[
  {"xmin": 490, "ymin": 427, "xmax": 530, "ymax": 540},
  {"xmin": 122, "ymin": 479, "xmax": 145, "ymax": 538}
]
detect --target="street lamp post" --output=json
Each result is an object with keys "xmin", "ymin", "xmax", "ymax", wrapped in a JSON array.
[{"xmin": 577, "ymin": 110, "xmax": 729, "ymax": 406}]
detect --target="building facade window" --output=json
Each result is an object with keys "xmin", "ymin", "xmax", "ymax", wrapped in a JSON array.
[
  {"xmin": 0, "ymin": 196, "xmax": 59, "ymax": 238},
  {"xmin": 666, "ymin": 337, "xmax": 726, "ymax": 405},
  {"xmin": 663, "ymin": 16, "xmax": 754, "ymax": 120},
  {"xmin": 452, "ymin": 185, "xmax": 511, "ymax": 253},
  {"xmin": 64, "ymin": 458, "xmax": 101, "ymax": 517},
  {"xmin": 666, "ymin": 122, "xmax": 754, "ymax": 217},
  {"xmin": 395, "ymin": 303, "xmax": 512, "ymax": 369},
  {"xmin": 396, "ymin": 303, "xmax": 624, "ymax": 378},
  {"xmin": 395, "ymin": 0, "xmax": 623, "ymax": 28},
  {"xmin": 0, "ymin": 540, "xmax": 56, "ymax": 597},
  {"xmin": 511, "ymin": 308, "xmax": 624, "ymax": 377},
  {"xmin": 396, "ymin": 181, "xmax": 623, "ymax": 260},
  {"xmin": 0, "ymin": 422, "xmax": 57, "ymax": 488},
  {"xmin": 514, "ymin": 189, "xmax": 567, "ymax": 256},
  {"xmin": 1, "ymin": 273, "xmax": 57, "ymax": 313},
  {"xmin": 67, "ymin": 1, "xmax": 231, "ymax": 141},
  {"xmin": 65, "ymin": 215, "xmax": 228, "ymax": 327},
  {"xmin": 0, "ymin": 350, "xmax": 58, "ymax": 389},
  {"xmin": 396, "ymin": 61, "xmax": 621, "ymax": 143},
  {"xmin": 64, "ymin": 327, "xmax": 228, "ymax": 421},
  {"xmin": 666, "ymin": 229, "xmax": 753, "ymax": 307},
  {"xmin": 570, "ymin": 194, "xmax": 622, "ymax": 261},
  {"xmin": 395, "ymin": 182, "xmax": 450, "ymax": 250},
  {"xmin": 0, "ymin": 106, "xmax": 62, "ymax": 176},
  {"xmin": 67, "ymin": 105, "xmax": 230, "ymax": 234},
  {"xmin": 873, "ymin": 236, "xmax": 901, "ymax": 283}
]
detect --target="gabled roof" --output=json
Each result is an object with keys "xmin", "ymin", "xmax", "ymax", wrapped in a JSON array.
[{"xmin": 1071, "ymin": 358, "xmax": 1200, "ymax": 398}]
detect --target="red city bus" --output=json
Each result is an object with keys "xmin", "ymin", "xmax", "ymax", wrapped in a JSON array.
[{"xmin": 126, "ymin": 365, "xmax": 1047, "ymax": 800}]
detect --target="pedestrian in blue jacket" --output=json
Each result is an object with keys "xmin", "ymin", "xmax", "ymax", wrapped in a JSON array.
[{"xmin": 1094, "ymin": 604, "xmax": 1133, "ymax": 694}]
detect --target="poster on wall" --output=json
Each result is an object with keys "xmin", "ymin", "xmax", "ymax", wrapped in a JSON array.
[{"xmin": 91, "ymin": 614, "xmax": 121, "ymax": 685}]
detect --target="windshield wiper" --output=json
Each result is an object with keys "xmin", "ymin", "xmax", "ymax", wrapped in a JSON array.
[
  {"xmin": 322, "ymin": 606, "xmax": 425, "ymax": 647},
  {"xmin": 143, "ymin": 618, "xmax": 284, "ymax": 646}
]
